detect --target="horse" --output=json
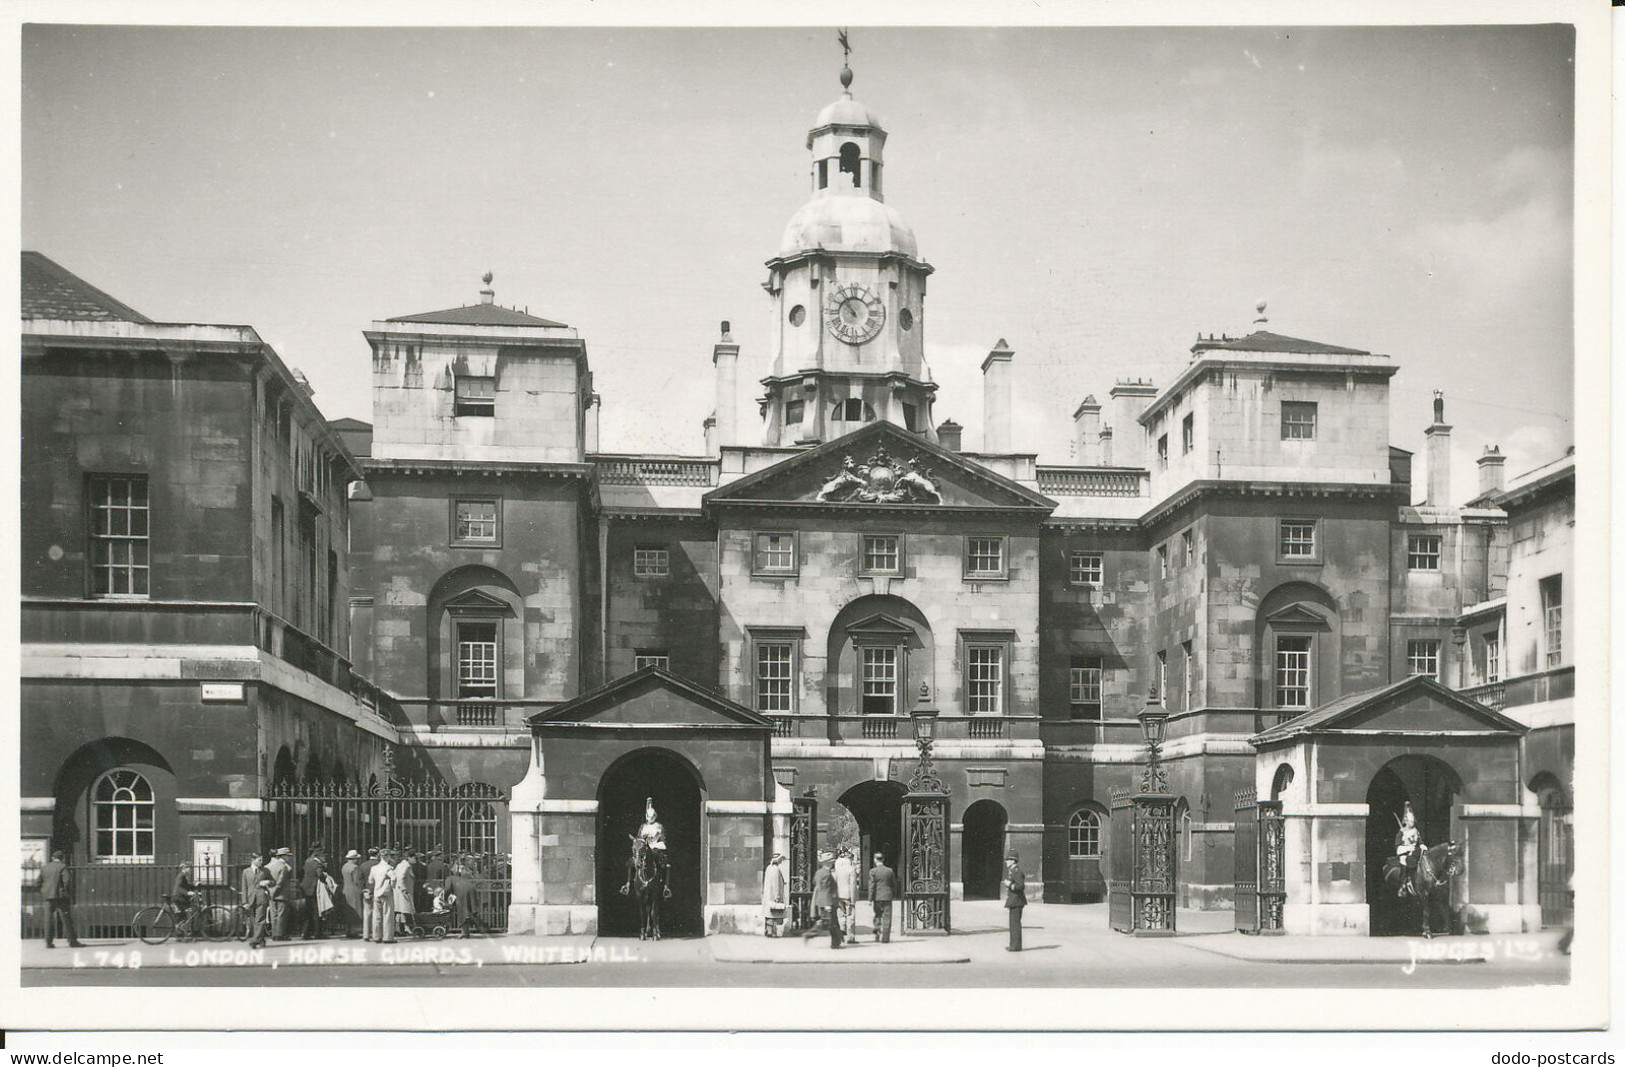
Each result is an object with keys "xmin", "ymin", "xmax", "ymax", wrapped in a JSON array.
[
  {"xmin": 1383, "ymin": 840, "xmax": 1464, "ymax": 938},
  {"xmin": 619, "ymin": 835, "xmax": 670, "ymax": 941}
]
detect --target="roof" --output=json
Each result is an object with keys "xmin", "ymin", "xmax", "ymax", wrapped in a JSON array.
[
  {"xmin": 1251, "ymin": 675, "xmax": 1526, "ymax": 747},
  {"xmin": 22, "ymin": 252, "xmax": 153, "ymax": 323},
  {"xmin": 329, "ymin": 417, "xmax": 373, "ymax": 432},
  {"xmin": 813, "ymin": 93, "xmax": 882, "ymax": 131},
  {"xmin": 527, "ymin": 665, "xmax": 772, "ymax": 730},
  {"xmin": 386, "ymin": 302, "xmax": 567, "ymax": 328},
  {"xmin": 778, "ymin": 195, "xmax": 918, "ymax": 258},
  {"xmin": 1193, "ymin": 330, "xmax": 1371, "ymax": 356}
]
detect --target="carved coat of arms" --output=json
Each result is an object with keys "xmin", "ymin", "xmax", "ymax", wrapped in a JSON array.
[{"xmin": 815, "ymin": 446, "xmax": 941, "ymax": 504}]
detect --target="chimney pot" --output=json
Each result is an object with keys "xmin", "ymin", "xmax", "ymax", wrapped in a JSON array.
[
  {"xmin": 936, "ymin": 419, "xmax": 963, "ymax": 452},
  {"xmin": 1476, "ymin": 445, "xmax": 1506, "ymax": 498},
  {"xmin": 981, "ymin": 340, "xmax": 1015, "ymax": 453}
]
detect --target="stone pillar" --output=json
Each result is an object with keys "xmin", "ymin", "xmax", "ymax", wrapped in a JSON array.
[
  {"xmin": 1073, "ymin": 395, "xmax": 1100, "ymax": 464},
  {"xmin": 981, "ymin": 339, "xmax": 1014, "ymax": 453},
  {"xmin": 507, "ymin": 735, "xmax": 548, "ymax": 935},
  {"xmin": 584, "ymin": 392, "xmax": 601, "ymax": 455}
]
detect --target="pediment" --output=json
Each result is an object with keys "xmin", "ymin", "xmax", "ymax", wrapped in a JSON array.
[
  {"xmin": 1252, "ymin": 676, "xmax": 1526, "ymax": 747},
  {"xmin": 703, "ymin": 422, "xmax": 1055, "ymax": 512},
  {"xmin": 445, "ymin": 589, "xmax": 514, "ymax": 615},
  {"xmin": 528, "ymin": 666, "xmax": 771, "ymax": 731},
  {"xmin": 1264, "ymin": 603, "xmax": 1332, "ymax": 628}
]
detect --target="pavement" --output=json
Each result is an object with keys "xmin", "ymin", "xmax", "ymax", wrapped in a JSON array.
[{"xmin": 19, "ymin": 900, "xmax": 1572, "ymax": 977}]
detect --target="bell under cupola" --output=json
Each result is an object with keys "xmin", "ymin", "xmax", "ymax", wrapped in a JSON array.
[{"xmin": 759, "ymin": 56, "xmax": 937, "ymax": 447}]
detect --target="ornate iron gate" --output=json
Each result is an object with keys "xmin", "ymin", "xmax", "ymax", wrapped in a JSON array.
[
  {"xmin": 1234, "ymin": 790, "xmax": 1286, "ymax": 935},
  {"xmin": 789, "ymin": 794, "xmax": 817, "ymax": 931},
  {"xmin": 262, "ymin": 777, "xmax": 512, "ymax": 931},
  {"xmin": 901, "ymin": 790, "xmax": 950, "ymax": 933},
  {"xmin": 1108, "ymin": 788, "xmax": 1177, "ymax": 935}
]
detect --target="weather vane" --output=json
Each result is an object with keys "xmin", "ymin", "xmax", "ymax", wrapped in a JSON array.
[{"xmin": 837, "ymin": 28, "xmax": 853, "ymax": 89}]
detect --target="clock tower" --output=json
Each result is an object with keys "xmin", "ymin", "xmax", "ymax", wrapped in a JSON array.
[{"xmin": 760, "ymin": 64, "xmax": 937, "ymax": 446}]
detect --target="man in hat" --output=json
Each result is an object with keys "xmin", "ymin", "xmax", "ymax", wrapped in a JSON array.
[
  {"xmin": 761, "ymin": 851, "xmax": 789, "ymax": 937},
  {"xmin": 238, "ymin": 850, "xmax": 266, "ymax": 941},
  {"xmin": 1394, "ymin": 802, "xmax": 1423, "ymax": 898},
  {"xmin": 805, "ymin": 851, "xmax": 841, "ymax": 948},
  {"xmin": 298, "ymin": 843, "xmax": 328, "ymax": 940},
  {"xmin": 1003, "ymin": 850, "xmax": 1026, "ymax": 952},
  {"xmin": 868, "ymin": 852, "xmax": 896, "ymax": 944},
  {"xmin": 266, "ymin": 847, "xmax": 294, "ymax": 940},
  {"xmin": 426, "ymin": 847, "xmax": 448, "ymax": 892},
  {"xmin": 39, "ymin": 849, "xmax": 84, "ymax": 949},
  {"xmin": 833, "ymin": 847, "xmax": 857, "ymax": 941},
  {"xmin": 245, "ymin": 865, "xmax": 274, "ymax": 950},
  {"xmin": 341, "ymin": 849, "xmax": 364, "ymax": 938},
  {"xmin": 369, "ymin": 848, "xmax": 397, "ymax": 943},
  {"xmin": 358, "ymin": 846, "xmax": 380, "ymax": 940}
]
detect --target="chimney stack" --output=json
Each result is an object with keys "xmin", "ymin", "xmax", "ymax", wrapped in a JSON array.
[
  {"xmin": 712, "ymin": 320, "xmax": 739, "ymax": 450},
  {"xmin": 1108, "ymin": 380, "xmax": 1158, "ymax": 469},
  {"xmin": 981, "ymin": 339, "xmax": 1014, "ymax": 453},
  {"xmin": 936, "ymin": 419, "xmax": 963, "ymax": 453},
  {"xmin": 1477, "ymin": 445, "xmax": 1506, "ymax": 498},
  {"xmin": 584, "ymin": 392, "xmax": 601, "ymax": 455},
  {"xmin": 1098, "ymin": 425, "xmax": 1114, "ymax": 467},
  {"xmin": 703, "ymin": 413, "xmax": 718, "ymax": 458},
  {"xmin": 1073, "ymin": 395, "xmax": 1101, "ymax": 465},
  {"xmin": 1425, "ymin": 390, "xmax": 1452, "ymax": 506}
]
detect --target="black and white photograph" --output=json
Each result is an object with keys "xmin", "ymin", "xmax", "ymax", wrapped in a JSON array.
[{"xmin": 5, "ymin": 1, "xmax": 1610, "ymax": 1041}]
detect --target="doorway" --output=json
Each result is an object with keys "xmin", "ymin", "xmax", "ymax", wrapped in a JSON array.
[
  {"xmin": 596, "ymin": 748, "xmax": 704, "ymax": 936},
  {"xmin": 836, "ymin": 779, "xmax": 906, "ymax": 896},
  {"xmin": 961, "ymin": 799, "xmax": 1008, "ymax": 900},
  {"xmin": 1365, "ymin": 755, "xmax": 1461, "ymax": 936}
]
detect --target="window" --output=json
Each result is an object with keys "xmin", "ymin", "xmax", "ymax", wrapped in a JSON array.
[
  {"xmin": 839, "ymin": 142, "xmax": 861, "ymax": 186},
  {"xmin": 454, "ymin": 375, "xmax": 496, "ymax": 416},
  {"xmin": 93, "ymin": 769, "xmax": 154, "ymax": 863},
  {"xmin": 967, "ymin": 645, "xmax": 1005, "ymax": 714},
  {"xmin": 1484, "ymin": 632, "xmax": 1501, "ymax": 684},
  {"xmin": 454, "ymin": 500, "xmax": 500, "ymax": 544},
  {"xmin": 901, "ymin": 403, "xmax": 919, "ymax": 432},
  {"xmin": 832, "ymin": 397, "xmax": 871, "ymax": 423},
  {"xmin": 861, "ymin": 646, "xmax": 898, "ymax": 715},
  {"xmin": 1181, "ymin": 413, "xmax": 1194, "ymax": 455},
  {"xmin": 1407, "ymin": 639, "xmax": 1440, "ymax": 679},
  {"xmin": 1541, "ymin": 576, "xmax": 1562, "ymax": 667},
  {"xmin": 861, "ymin": 534, "xmax": 902, "ymax": 576},
  {"xmin": 755, "ymin": 641, "xmax": 795, "ymax": 714},
  {"xmin": 1156, "ymin": 434, "xmax": 1169, "ymax": 468},
  {"xmin": 634, "ymin": 650, "xmax": 670, "ymax": 671},
  {"xmin": 1156, "ymin": 544, "xmax": 1168, "ymax": 579},
  {"xmin": 1183, "ymin": 640, "xmax": 1194, "ymax": 710},
  {"xmin": 1281, "ymin": 401, "xmax": 1318, "ymax": 440},
  {"xmin": 964, "ymin": 536, "xmax": 1007, "ymax": 579},
  {"xmin": 456, "ymin": 621, "xmax": 499, "ymax": 699},
  {"xmin": 784, "ymin": 399, "xmax": 804, "ymax": 426},
  {"xmin": 327, "ymin": 550, "xmax": 339, "ymax": 645},
  {"xmin": 753, "ymin": 532, "xmax": 797, "ymax": 576},
  {"xmin": 88, "ymin": 475, "xmax": 150, "ymax": 597},
  {"xmin": 1182, "ymin": 529, "xmax": 1195, "ymax": 566},
  {"xmin": 1069, "ymin": 656, "xmax": 1103, "ymax": 719},
  {"xmin": 633, "ymin": 544, "xmax": 670, "ymax": 577},
  {"xmin": 1279, "ymin": 520, "xmax": 1317, "ymax": 560},
  {"xmin": 270, "ymin": 495, "xmax": 286, "ymax": 614},
  {"xmin": 1068, "ymin": 809, "xmax": 1102, "ymax": 859},
  {"xmin": 1274, "ymin": 636, "xmax": 1311, "ymax": 708},
  {"xmin": 455, "ymin": 800, "xmax": 499, "ymax": 858},
  {"xmin": 1408, "ymin": 534, "xmax": 1442, "ymax": 570},
  {"xmin": 297, "ymin": 505, "xmax": 319, "ymax": 632},
  {"xmin": 1155, "ymin": 651, "xmax": 1168, "ymax": 706},
  {"xmin": 1068, "ymin": 551, "xmax": 1102, "ymax": 587},
  {"xmin": 817, "ymin": 159, "xmax": 828, "ymax": 190}
]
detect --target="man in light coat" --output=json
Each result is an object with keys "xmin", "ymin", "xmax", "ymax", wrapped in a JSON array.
[
  {"xmin": 369, "ymin": 849, "xmax": 397, "ymax": 943},
  {"xmin": 358, "ymin": 847, "xmax": 380, "ymax": 941},
  {"xmin": 833, "ymin": 848, "xmax": 857, "ymax": 940},
  {"xmin": 761, "ymin": 852, "xmax": 789, "ymax": 937},
  {"xmin": 238, "ymin": 851, "xmax": 265, "ymax": 942},
  {"xmin": 266, "ymin": 848, "xmax": 294, "ymax": 940},
  {"xmin": 392, "ymin": 848, "xmax": 417, "ymax": 938}
]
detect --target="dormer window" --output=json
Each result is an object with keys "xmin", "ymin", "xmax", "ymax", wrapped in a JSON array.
[
  {"xmin": 455, "ymin": 375, "xmax": 496, "ymax": 417},
  {"xmin": 839, "ymin": 142, "xmax": 861, "ymax": 187}
]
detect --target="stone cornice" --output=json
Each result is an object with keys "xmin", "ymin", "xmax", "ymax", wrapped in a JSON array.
[{"xmin": 1140, "ymin": 479, "xmax": 1406, "ymax": 530}]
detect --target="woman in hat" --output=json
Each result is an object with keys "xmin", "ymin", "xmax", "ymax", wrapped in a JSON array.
[
  {"xmin": 761, "ymin": 851, "xmax": 789, "ymax": 937},
  {"xmin": 341, "ymin": 849, "xmax": 364, "ymax": 938}
]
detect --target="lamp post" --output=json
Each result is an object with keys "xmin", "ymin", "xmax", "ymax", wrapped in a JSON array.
[
  {"xmin": 1108, "ymin": 687, "xmax": 1178, "ymax": 935},
  {"xmin": 900, "ymin": 682, "xmax": 950, "ymax": 933}
]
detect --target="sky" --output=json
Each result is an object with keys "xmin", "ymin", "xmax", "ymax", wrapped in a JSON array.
[{"xmin": 21, "ymin": 24, "xmax": 1577, "ymax": 501}]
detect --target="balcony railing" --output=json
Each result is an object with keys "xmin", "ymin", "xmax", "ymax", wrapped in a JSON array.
[
  {"xmin": 1035, "ymin": 467, "xmax": 1146, "ymax": 497},
  {"xmin": 967, "ymin": 717, "xmax": 1005, "ymax": 739},
  {"xmin": 429, "ymin": 700, "xmax": 532, "ymax": 730},
  {"xmin": 595, "ymin": 456, "xmax": 716, "ymax": 486},
  {"xmin": 861, "ymin": 718, "xmax": 898, "ymax": 739},
  {"xmin": 1457, "ymin": 680, "xmax": 1506, "ymax": 712},
  {"xmin": 770, "ymin": 716, "xmax": 795, "ymax": 737}
]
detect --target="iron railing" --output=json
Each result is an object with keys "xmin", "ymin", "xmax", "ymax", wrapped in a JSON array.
[{"xmin": 20, "ymin": 860, "xmax": 239, "ymax": 940}]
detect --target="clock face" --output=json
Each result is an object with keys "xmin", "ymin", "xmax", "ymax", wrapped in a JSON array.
[{"xmin": 824, "ymin": 283, "xmax": 886, "ymax": 345}]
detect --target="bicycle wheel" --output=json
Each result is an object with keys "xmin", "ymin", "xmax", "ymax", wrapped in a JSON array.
[
  {"xmin": 200, "ymin": 904, "xmax": 237, "ymax": 942},
  {"xmin": 133, "ymin": 906, "xmax": 175, "ymax": 945}
]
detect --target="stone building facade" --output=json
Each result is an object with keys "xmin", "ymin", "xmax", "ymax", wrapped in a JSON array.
[{"xmin": 20, "ymin": 71, "xmax": 1577, "ymax": 937}]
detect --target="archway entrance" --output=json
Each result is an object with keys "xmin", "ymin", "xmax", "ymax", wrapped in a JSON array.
[
  {"xmin": 961, "ymin": 799, "xmax": 1008, "ymax": 900},
  {"xmin": 596, "ymin": 748, "xmax": 704, "ymax": 937},
  {"xmin": 1365, "ymin": 755, "xmax": 1461, "ymax": 937},
  {"xmin": 836, "ymin": 780, "xmax": 906, "ymax": 890}
]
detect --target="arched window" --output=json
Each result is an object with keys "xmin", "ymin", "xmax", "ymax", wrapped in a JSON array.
[
  {"xmin": 839, "ymin": 142, "xmax": 861, "ymax": 187},
  {"xmin": 1068, "ymin": 809, "xmax": 1101, "ymax": 859},
  {"xmin": 456, "ymin": 801, "xmax": 498, "ymax": 858},
  {"xmin": 93, "ymin": 769, "xmax": 155, "ymax": 862}
]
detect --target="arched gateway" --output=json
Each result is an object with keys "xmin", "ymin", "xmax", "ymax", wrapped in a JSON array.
[{"xmin": 508, "ymin": 667, "xmax": 776, "ymax": 936}]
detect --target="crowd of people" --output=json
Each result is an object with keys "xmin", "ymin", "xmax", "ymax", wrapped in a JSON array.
[{"xmin": 233, "ymin": 843, "xmax": 497, "ymax": 948}]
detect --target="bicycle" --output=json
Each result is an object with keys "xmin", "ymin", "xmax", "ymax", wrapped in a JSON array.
[{"xmin": 131, "ymin": 895, "xmax": 236, "ymax": 945}]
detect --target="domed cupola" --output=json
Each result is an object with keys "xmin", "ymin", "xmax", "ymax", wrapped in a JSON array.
[{"xmin": 759, "ymin": 55, "xmax": 937, "ymax": 449}]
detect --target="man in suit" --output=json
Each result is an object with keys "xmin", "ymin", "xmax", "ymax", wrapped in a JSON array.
[
  {"xmin": 358, "ymin": 847, "xmax": 380, "ymax": 941},
  {"xmin": 238, "ymin": 850, "xmax": 265, "ymax": 941},
  {"xmin": 1003, "ymin": 850, "xmax": 1026, "ymax": 952},
  {"xmin": 392, "ymin": 848, "xmax": 417, "ymax": 938},
  {"xmin": 805, "ymin": 851, "xmax": 841, "ymax": 948},
  {"xmin": 867, "ymin": 852, "xmax": 896, "ymax": 944},
  {"xmin": 266, "ymin": 847, "xmax": 295, "ymax": 940},
  {"xmin": 442, "ymin": 864, "xmax": 484, "ymax": 939},
  {"xmin": 298, "ymin": 844, "xmax": 327, "ymax": 940},
  {"xmin": 245, "ymin": 866, "xmax": 274, "ymax": 950},
  {"xmin": 39, "ymin": 850, "xmax": 84, "ymax": 948}
]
